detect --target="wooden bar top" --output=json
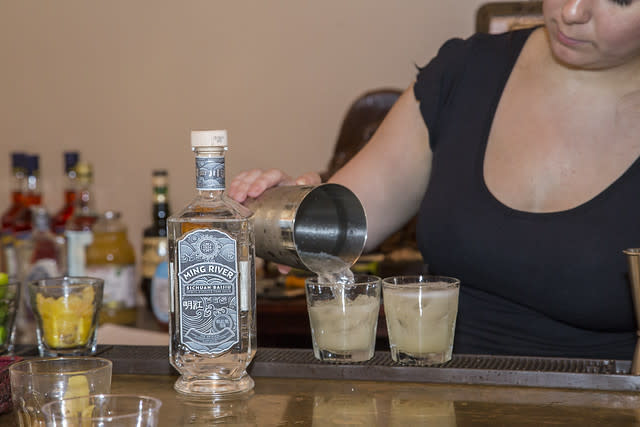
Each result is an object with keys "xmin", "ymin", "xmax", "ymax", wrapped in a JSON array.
[{"xmin": 3, "ymin": 372, "xmax": 640, "ymax": 426}]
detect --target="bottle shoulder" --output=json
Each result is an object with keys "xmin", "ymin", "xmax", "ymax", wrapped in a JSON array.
[{"xmin": 169, "ymin": 193, "xmax": 253, "ymax": 222}]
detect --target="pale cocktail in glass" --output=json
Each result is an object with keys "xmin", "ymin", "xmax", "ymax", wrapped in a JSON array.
[{"xmin": 383, "ymin": 276, "xmax": 460, "ymax": 365}]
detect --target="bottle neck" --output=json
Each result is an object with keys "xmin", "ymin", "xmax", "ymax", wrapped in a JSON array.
[
  {"xmin": 10, "ymin": 167, "xmax": 25, "ymax": 193},
  {"xmin": 64, "ymin": 190, "xmax": 77, "ymax": 206},
  {"xmin": 23, "ymin": 173, "xmax": 41, "ymax": 204},
  {"xmin": 74, "ymin": 182, "xmax": 95, "ymax": 215},
  {"xmin": 194, "ymin": 146, "xmax": 226, "ymax": 196}
]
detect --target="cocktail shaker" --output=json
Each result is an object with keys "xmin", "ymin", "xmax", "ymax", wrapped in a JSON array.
[{"xmin": 244, "ymin": 184, "xmax": 367, "ymax": 273}]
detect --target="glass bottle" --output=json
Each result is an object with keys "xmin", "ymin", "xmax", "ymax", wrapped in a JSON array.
[
  {"xmin": 18, "ymin": 207, "xmax": 65, "ymax": 312},
  {"xmin": 1, "ymin": 152, "xmax": 26, "ymax": 279},
  {"xmin": 141, "ymin": 169, "xmax": 170, "ymax": 312},
  {"xmin": 168, "ymin": 130, "xmax": 256, "ymax": 397},
  {"xmin": 12, "ymin": 155, "xmax": 43, "ymax": 279},
  {"xmin": 86, "ymin": 211, "xmax": 137, "ymax": 326},
  {"xmin": 65, "ymin": 162, "xmax": 99, "ymax": 276},
  {"xmin": 52, "ymin": 151, "xmax": 80, "ymax": 236},
  {"xmin": 12, "ymin": 154, "xmax": 43, "ymax": 241}
]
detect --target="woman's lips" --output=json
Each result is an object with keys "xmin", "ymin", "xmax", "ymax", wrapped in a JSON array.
[{"xmin": 556, "ymin": 29, "xmax": 586, "ymax": 47}]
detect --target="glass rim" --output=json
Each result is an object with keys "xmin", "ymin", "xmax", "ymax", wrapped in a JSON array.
[
  {"xmin": 382, "ymin": 275, "xmax": 460, "ymax": 289},
  {"xmin": 305, "ymin": 274, "xmax": 381, "ymax": 286},
  {"xmin": 41, "ymin": 394, "xmax": 163, "ymax": 421},
  {"xmin": 0, "ymin": 280, "xmax": 20, "ymax": 287},
  {"xmin": 27, "ymin": 276, "xmax": 104, "ymax": 289},
  {"xmin": 0, "ymin": 281, "xmax": 20, "ymax": 294},
  {"xmin": 9, "ymin": 356, "xmax": 112, "ymax": 376}
]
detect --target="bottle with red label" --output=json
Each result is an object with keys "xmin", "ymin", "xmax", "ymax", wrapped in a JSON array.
[
  {"xmin": 1, "ymin": 152, "xmax": 26, "ymax": 279},
  {"xmin": 18, "ymin": 207, "xmax": 65, "ymax": 312},
  {"xmin": 12, "ymin": 154, "xmax": 43, "ymax": 278},
  {"xmin": 52, "ymin": 151, "xmax": 80, "ymax": 236}
]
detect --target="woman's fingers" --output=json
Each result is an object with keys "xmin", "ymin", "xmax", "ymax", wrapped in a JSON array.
[
  {"xmin": 246, "ymin": 169, "xmax": 293, "ymax": 199},
  {"xmin": 294, "ymin": 172, "xmax": 322, "ymax": 186},
  {"xmin": 228, "ymin": 169, "xmax": 265, "ymax": 202}
]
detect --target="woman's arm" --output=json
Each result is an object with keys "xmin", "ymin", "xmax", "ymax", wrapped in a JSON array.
[
  {"xmin": 330, "ymin": 83, "xmax": 432, "ymax": 252},
  {"xmin": 228, "ymin": 83, "xmax": 432, "ymax": 253}
]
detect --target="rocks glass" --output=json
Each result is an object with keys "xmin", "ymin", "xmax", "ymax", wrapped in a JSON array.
[
  {"xmin": 305, "ymin": 275, "xmax": 381, "ymax": 362},
  {"xmin": 42, "ymin": 394, "xmax": 162, "ymax": 427},
  {"xmin": 0, "ymin": 280, "xmax": 20, "ymax": 355},
  {"xmin": 9, "ymin": 357, "xmax": 112, "ymax": 426},
  {"xmin": 28, "ymin": 277, "xmax": 104, "ymax": 357},
  {"xmin": 382, "ymin": 275, "xmax": 460, "ymax": 365}
]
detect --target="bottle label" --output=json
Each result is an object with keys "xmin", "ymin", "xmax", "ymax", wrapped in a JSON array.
[
  {"xmin": 177, "ymin": 228, "xmax": 238, "ymax": 355},
  {"xmin": 25, "ymin": 258, "xmax": 61, "ymax": 283},
  {"xmin": 24, "ymin": 258, "xmax": 62, "ymax": 312},
  {"xmin": 195, "ymin": 156, "xmax": 225, "ymax": 191},
  {"xmin": 85, "ymin": 264, "xmax": 136, "ymax": 308},
  {"xmin": 151, "ymin": 261, "xmax": 169, "ymax": 324},
  {"xmin": 142, "ymin": 237, "xmax": 168, "ymax": 279},
  {"xmin": 65, "ymin": 230, "xmax": 93, "ymax": 276}
]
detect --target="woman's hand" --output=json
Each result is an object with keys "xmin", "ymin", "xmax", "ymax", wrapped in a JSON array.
[
  {"xmin": 228, "ymin": 168, "xmax": 322, "ymax": 274},
  {"xmin": 228, "ymin": 168, "xmax": 321, "ymax": 203}
]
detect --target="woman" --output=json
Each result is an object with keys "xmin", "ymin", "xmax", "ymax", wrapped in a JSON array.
[{"xmin": 229, "ymin": 0, "xmax": 640, "ymax": 359}]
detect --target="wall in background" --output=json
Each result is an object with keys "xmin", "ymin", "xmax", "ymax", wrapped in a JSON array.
[{"xmin": 0, "ymin": 0, "xmax": 495, "ymax": 274}]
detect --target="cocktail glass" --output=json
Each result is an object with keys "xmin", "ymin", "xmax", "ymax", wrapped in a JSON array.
[
  {"xmin": 28, "ymin": 276, "xmax": 103, "ymax": 357},
  {"xmin": 0, "ymin": 280, "xmax": 20, "ymax": 355},
  {"xmin": 42, "ymin": 394, "xmax": 161, "ymax": 427},
  {"xmin": 382, "ymin": 275, "xmax": 460, "ymax": 365},
  {"xmin": 305, "ymin": 275, "xmax": 381, "ymax": 362},
  {"xmin": 9, "ymin": 357, "xmax": 112, "ymax": 426}
]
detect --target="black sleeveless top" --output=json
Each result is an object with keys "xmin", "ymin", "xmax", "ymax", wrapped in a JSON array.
[{"xmin": 414, "ymin": 28, "xmax": 639, "ymax": 359}]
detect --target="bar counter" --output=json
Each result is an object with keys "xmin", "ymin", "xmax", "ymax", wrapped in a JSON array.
[{"xmin": 3, "ymin": 346, "xmax": 640, "ymax": 426}]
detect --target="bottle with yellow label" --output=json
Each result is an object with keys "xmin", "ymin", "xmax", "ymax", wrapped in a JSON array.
[{"xmin": 86, "ymin": 210, "xmax": 137, "ymax": 325}]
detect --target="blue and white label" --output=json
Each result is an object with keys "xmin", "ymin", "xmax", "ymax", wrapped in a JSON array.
[
  {"xmin": 195, "ymin": 157, "xmax": 225, "ymax": 191},
  {"xmin": 177, "ymin": 228, "xmax": 238, "ymax": 354},
  {"xmin": 151, "ymin": 261, "xmax": 169, "ymax": 324}
]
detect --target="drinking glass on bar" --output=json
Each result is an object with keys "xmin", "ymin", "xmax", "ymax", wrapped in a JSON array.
[
  {"xmin": 9, "ymin": 357, "xmax": 112, "ymax": 426},
  {"xmin": 28, "ymin": 276, "xmax": 104, "ymax": 357},
  {"xmin": 305, "ymin": 275, "xmax": 381, "ymax": 363},
  {"xmin": 0, "ymin": 279, "xmax": 20, "ymax": 355},
  {"xmin": 383, "ymin": 275, "xmax": 460, "ymax": 366},
  {"xmin": 42, "ymin": 394, "xmax": 162, "ymax": 427}
]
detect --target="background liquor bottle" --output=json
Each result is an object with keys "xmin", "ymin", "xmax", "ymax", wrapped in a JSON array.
[
  {"xmin": 65, "ymin": 162, "xmax": 99, "ymax": 276},
  {"xmin": 86, "ymin": 210, "xmax": 137, "ymax": 325},
  {"xmin": 168, "ymin": 130, "xmax": 256, "ymax": 396},
  {"xmin": 1, "ymin": 152, "xmax": 26, "ymax": 279},
  {"xmin": 141, "ymin": 169, "xmax": 170, "ymax": 312},
  {"xmin": 12, "ymin": 155, "xmax": 43, "ymax": 279},
  {"xmin": 18, "ymin": 207, "xmax": 65, "ymax": 313},
  {"xmin": 52, "ymin": 151, "xmax": 80, "ymax": 236}
]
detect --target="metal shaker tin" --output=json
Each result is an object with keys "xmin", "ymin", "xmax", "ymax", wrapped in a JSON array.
[{"xmin": 244, "ymin": 184, "xmax": 367, "ymax": 273}]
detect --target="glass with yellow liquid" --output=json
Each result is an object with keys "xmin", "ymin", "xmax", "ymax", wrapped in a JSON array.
[{"xmin": 28, "ymin": 277, "xmax": 104, "ymax": 356}]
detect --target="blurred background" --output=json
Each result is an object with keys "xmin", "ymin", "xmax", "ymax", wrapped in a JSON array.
[{"xmin": 0, "ymin": 0, "xmax": 499, "ymax": 277}]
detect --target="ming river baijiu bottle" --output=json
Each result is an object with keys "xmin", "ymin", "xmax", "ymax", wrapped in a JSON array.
[{"xmin": 168, "ymin": 130, "xmax": 256, "ymax": 396}]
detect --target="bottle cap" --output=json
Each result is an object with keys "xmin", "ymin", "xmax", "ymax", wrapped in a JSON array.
[
  {"xmin": 25, "ymin": 155, "xmax": 39, "ymax": 176},
  {"xmin": 191, "ymin": 130, "xmax": 227, "ymax": 148},
  {"xmin": 11, "ymin": 152, "xmax": 26, "ymax": 169},
  {"xmin": 64, "ymin": 151, "xmax": 79, "ymax": 173},
  {"xmin": 75, "ymin": 162, "xmax": 93, "ymax": 184}
]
